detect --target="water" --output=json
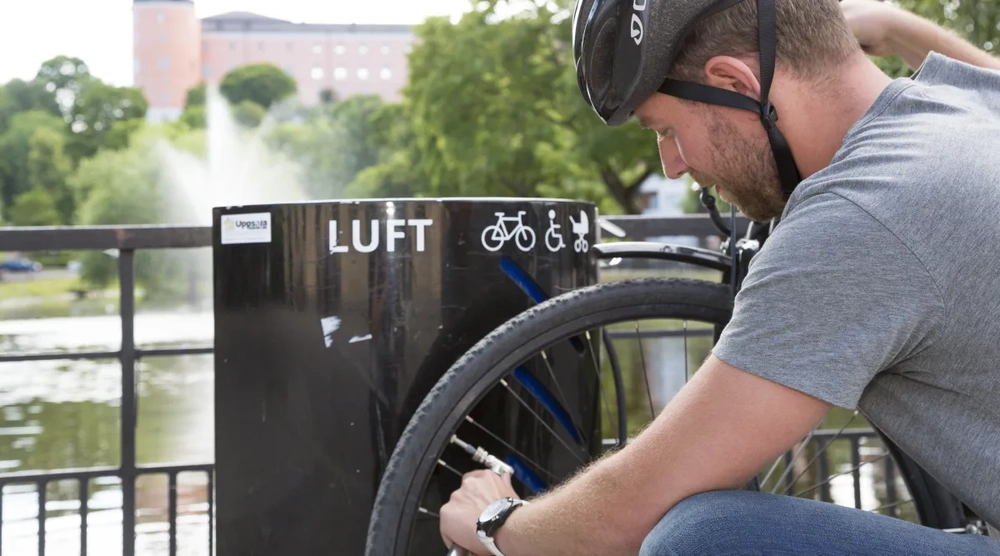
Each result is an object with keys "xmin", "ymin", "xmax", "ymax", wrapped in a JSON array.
[
  {"xmin": 0, "ymin": 305, "xmax": 214, "ymax": 556},
  {"xmin": 157, "ymin": 87, "xmax": 312, "ymax": 226}
]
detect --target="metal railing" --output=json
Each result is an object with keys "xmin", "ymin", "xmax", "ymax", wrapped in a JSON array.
[
  {"xmin": 0, "ymin": 214, "xmax": 894, "ymax": 554},
  {"xmin": 0, "ymin": 225, "xmax": 212, "ymax": 556}
]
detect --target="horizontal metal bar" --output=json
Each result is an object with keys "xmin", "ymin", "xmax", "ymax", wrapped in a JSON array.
[
  {"xmin": 0, "ymin": 346, "xmax": 214, "ymax": 364},
  {"xmin": 601, "ymin": 214, "xmax": 751, "ymax": 240},
  {"xmin": 811, "ymin": 428, "xmax": 878, "ymax": 440},
  {"xmin": 0, "ymin": 350, "xmax": 120, "ymax": 363},
  {"xmin": 605, "ymin": 329, "xmax": 714, "ymax": 340},
  {"xmin": 138, "ymin": 347, "xmax": 214, "ymax": 358},
  {"xmin": 0, "ymin": 463, "xmax": 213, "ymax": 483},
  {"xmin": 0, "ymin": 225, "xmax": 211, "ymax": 252}
]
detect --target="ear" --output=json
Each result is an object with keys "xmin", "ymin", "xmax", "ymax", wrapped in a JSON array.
[{"xmin": 703, "ymin": 56, "xmax": 762, "ymax": 101}]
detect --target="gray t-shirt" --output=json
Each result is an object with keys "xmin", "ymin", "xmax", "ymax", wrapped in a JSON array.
[{"xmin": 713, "ymin": 52, "xmax": 1000, "ymax": 533}]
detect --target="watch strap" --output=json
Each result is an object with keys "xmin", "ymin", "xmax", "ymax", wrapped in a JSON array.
[{"xmin": 478, "ymin": 498, "xmax": 528, "ymax": 556}]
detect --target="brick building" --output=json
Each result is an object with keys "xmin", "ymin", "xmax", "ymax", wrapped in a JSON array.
[{"xmin": 132, "ymin": 0, "xmax": 416, "ymax": 122}]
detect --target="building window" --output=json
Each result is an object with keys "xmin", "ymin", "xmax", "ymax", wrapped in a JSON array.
[
  {"xmin": 357, "ymin": 67, "xmax": 370, "ymax": 80},
  {"xmin": 311, "ymin": 66, "xmax": 324, "ymax": 80},
  {"xmin": 161, "ymin": 93, "xmax": 169, "ymax": 103},
  {"xmin": 157, "ymin": 13, "xmax": 165, "ymax": 23},
  {"xmin": 313, "ymin": 44, "xmax": 323, "ymax": 54},
  {"xmin": 159, "ymin": 56, "xmax": 169, "ymax": 70},
  {"xmin": 380, "ymin": 67, "xmax": 392, "ymax": 80},
  {"xmin": 335, "ymin": 44, "xmax": 345, "ymax": 54},
  {"xmin": 160, "ymin": 32, "xmax": 167, "ymax": 42},
  {"xmin": 333, "ymin": 67, "xmax": 347, "ymax": 80},
  {"xmin": 381, "ymin": 44, "xmax": 390, "ymax": 54},
  {"xmin": 259, "ymin": 41, "xmax": 266, "ymax": 51},
  {"xmin": 359, "ymin": 45, "xmax": 368, "ymax": 55},
  {"xmin": 203, "ymin": 64, "xmax": 211, "ymax": 78}
]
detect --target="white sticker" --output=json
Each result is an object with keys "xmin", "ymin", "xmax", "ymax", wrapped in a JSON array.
[
  {"xmin": 221, "ymin": 212, "xmax": 272, "ymax": 245},
  {"xmin": 320, "ymin": 316, "xmax": 341, "ymax": 348}
]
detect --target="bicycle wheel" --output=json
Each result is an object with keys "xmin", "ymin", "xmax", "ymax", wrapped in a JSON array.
[{"xmin": 366, "ymin": 278, "xmax": 966, "ymax": 555}]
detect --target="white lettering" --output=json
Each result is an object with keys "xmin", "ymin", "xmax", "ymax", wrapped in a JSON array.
[
  {"xmin": 328, "ymin": 218, "xmax": 435, "ymax": 254},
  {"xmin": 408, "ymin": 219, "xmax": 432, "ymax": 252},
  {"xmin": 386, "ymin": 219, "xmax": 406, "ymax": 252},
  {"xmin": 329, "ymin": 220, "xmax": 349, "ymax": 253},
  {"xmin": 353, "ymin": 219, "xmax": 380, "ymax": 253},
  {"xmin": 633, "ymin": 0, "xmax": 646, "ymax": 10}
]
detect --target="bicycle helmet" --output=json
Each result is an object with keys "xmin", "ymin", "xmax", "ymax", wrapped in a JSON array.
[{"xmin": 573, "ymin": 0, "xmax": 802, "ymax": 196}]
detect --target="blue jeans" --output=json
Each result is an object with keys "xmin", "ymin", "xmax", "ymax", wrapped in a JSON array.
[{"xmin": 640, "ymin": 490, "xmax": 1000, "ymax": 556}]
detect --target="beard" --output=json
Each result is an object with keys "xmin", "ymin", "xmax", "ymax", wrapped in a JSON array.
[{"xmin": 689, "ymin": 110, "xmax": 786, "ymax": 222}]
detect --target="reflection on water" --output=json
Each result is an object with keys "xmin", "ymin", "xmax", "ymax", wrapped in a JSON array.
[{"xmin": 0, "ymin": 306, "xmax": 214, "ymax": 555}]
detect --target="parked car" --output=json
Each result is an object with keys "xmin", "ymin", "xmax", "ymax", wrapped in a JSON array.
[{"xmin": 0, "ymin": 258, "xmax": 42, "ymax": 272}]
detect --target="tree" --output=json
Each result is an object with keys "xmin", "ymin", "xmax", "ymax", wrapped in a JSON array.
[
  {"xmin": 35, "ymin": 56, "xmax": 92, "ymax": 116},
  {"xmin": 8, "ymin": 188, "xmax": 60, "ymax": 226},
  {"xmin": 386, "ymin": 2, "xmax": 660, "ymax": 213},
  {"xmin": 66, "ymin": 81, "xmax": 148, "ymax": 161},
  {"xmin": 219, "ymin": 64, "xmax": 297, "ymax": 110},
  {"xmin": 27, "ymin": 127, "xmax": 74, "ymax": 223},
  {"xmin": 0, "ymin": 78, "xmax": 61, "ymax": 128},
  {"xmin": 0, "ymin": 110, "xmax": 67, "ymax": 216},
  {"xmin": 232, "ymin": 99, "xmax": 266, "ymax": 128}
]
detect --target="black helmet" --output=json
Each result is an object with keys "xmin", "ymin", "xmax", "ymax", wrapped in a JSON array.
[{"xmin": 572, "ymin": 0, "xmax": 801, "ymax": 196}]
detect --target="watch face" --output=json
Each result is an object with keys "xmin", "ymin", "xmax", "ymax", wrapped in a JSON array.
[{"xmin": 481, "ymin": 498, "xmax": 510, "ymax": 522}]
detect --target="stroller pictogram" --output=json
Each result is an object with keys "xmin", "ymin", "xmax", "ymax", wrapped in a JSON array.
[{"xmin": 569, "ymin": 210, "xmax": 589, "ymax": 253}]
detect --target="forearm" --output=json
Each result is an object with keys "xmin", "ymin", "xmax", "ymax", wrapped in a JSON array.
[
  {"xmin": 888, "ymin": 9, "xmax": 1000, "ymax": 71},
  {"xmin": 493, "ymin": 451, "xmax": 658, "ymax": 556}
]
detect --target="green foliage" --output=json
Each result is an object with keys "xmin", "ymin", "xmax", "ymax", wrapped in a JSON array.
[
  {"xmin": 8, "ymin": 188, "xmax": 60, "ymax": 226},
  {"xmin": 66, "ymin": 81, "xmax": 148, "ymax": 161},
  {"xmin": 27, "ymin": 127, "xmax": 74, "ymax": 223},
  {"xmin": 232, "ymin": 99, "xmax": 266, "ymax": 128},
  {"xmin": 0, "ymin": 110, "xmax": 67, "ymax": 216},
  {"xmin": 374, "ymin": 2, "xmax": 660, "ymax": 213},
  {"xmin": 219, "ymin": 63, "xmax": 297, "ymax": 109}
]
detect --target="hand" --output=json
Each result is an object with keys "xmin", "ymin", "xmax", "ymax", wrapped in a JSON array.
[
  {"xmin": 440, "ymin": 469, "xmax": 519, "ymax": 555},
  {"xmin": 840, "ymin": 0, "xmax": 903, "ymax": 57}
]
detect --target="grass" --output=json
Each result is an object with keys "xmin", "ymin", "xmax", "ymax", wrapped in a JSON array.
[{"xmin": 0, "ymin": 276, "xmax": 86, "ymax": 301}]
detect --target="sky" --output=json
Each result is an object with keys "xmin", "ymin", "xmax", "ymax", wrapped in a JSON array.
[{"xmin": 0, "ymin": 0, "xmax": 472, "ymax": 87}]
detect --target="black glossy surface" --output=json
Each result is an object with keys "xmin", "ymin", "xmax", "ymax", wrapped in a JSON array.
[{"xmin": 213, "ymin": 198, "xmax": 598, "ymax": 555}]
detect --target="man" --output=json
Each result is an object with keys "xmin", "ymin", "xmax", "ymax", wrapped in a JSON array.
[{"xmin": 439, "ymin": 1, "xmax": 1000, "ymax": 554}]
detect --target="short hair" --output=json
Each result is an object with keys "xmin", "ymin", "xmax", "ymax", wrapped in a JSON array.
[{"xmin": 667, "ymin": 0, "xmax": 861, "ymax": 84}]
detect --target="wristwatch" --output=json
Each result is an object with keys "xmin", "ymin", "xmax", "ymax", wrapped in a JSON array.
[{"xmin": 476, "ymin": 497, "xmax": 528, "ymax": 556}]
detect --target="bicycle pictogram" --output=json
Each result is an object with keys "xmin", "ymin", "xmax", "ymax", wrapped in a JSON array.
[{"xmin": 481, "ymin": 211, "xmax": 537, "ymax": 252}]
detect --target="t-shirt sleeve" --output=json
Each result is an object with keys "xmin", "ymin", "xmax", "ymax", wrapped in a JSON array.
[{"xmin": 711, "ymin": 193, "xmax": 945, "ymax": 409}]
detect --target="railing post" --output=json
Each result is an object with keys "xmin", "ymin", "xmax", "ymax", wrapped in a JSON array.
[{"xmin": 119, "ymin": 249, "xmax": 137, "ymax": 556}]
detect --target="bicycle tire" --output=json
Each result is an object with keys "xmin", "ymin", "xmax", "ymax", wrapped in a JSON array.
[{"xmin": 366, "ymin": 278, "xmax": 964, "ymax": 555}]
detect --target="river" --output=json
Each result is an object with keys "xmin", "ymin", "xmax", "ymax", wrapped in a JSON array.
[{"xmin": 0, "ymin": 298, "xmax": 214, "ymax": 556}]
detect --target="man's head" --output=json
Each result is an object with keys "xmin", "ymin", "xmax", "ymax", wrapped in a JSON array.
[{"xmin": 573, "ymin": 0, "xmax": 864, "ymax": 221}]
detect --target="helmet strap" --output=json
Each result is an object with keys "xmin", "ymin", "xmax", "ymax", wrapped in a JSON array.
[{"xmin": 658, "ymin": 0, "xmax": 801, "ymax": 198}]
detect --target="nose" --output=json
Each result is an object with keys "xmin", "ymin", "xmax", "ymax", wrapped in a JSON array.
[{"xmin": 657, "ymin": 136, "xmax": 689, "ymax": 180}]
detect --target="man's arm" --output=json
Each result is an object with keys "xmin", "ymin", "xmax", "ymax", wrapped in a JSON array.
[
  {"xmin": 841, "ymin": 0, "xmax": 1000, "ymax": 71},
  {"xmin": 440, "ymin": 355, "xmax": 831, "ymax": 555}
]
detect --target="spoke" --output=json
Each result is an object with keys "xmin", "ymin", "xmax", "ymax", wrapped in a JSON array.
[
  {"xmin": 437, "ymin": 459, "xmax": 463, "ymax": 478},
  {"xmin": 539, "ymin": 350, "xmax": 588, "ymax": 445},
  {"xmin": 791, "ymin": 451, "xmax": 890, "ymax": 499},
  {"xmin": 779, "ymin": 410, "xmax": 860, "ymax": 495},
  {"xmin": 634, "ymin": 321, "xmax": 656, "ymax": 420},
  {"xmin": 870, "ymin": 497, "xmax": 913, "ymax": 514},
  {"xmin": 418, "ymin": 507, "xmax": 439, "ymax": 518},
  {"xmin": 763, "ymin": 430, "xmax": 816, "ymax": 493},
  {"xmin": 583, "ymin": 330, "xmax": 617, "ymax": 443},
  {"xmin": 501, "ymin": 379, "xmax": 588, "ymax": 464},
  {"xmin": 683, "ymin": 320, "xmax": 689, "ymax": 381},
  {"xmin": 462, "ymin": 415, "xmax": 560, "ymax": 484}
]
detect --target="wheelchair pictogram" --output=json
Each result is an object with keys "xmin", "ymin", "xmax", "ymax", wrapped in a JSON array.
[{"xmin": 544, "ymin": 210, "xmax": 566, "ymax": 252}]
